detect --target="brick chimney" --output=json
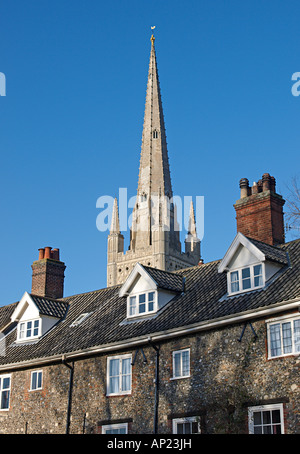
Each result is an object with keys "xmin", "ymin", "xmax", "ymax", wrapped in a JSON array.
[
  {"xmin": 31, "ymin": 247, "xmax": 66, "ymax": 299},
  {"xmin": 234, "ymin": 173, "xmax": 285, "ymax": 246}
]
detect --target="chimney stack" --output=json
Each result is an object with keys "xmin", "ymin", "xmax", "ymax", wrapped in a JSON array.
[
  {"xmin": 234, "ymin": 173, "xmax": 285, "ymax": 246},
  {"xmin": 31, "ymin": 247, "xmax": 66, "ymax": 299}
]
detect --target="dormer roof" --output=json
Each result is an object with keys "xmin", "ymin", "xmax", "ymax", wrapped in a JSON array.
[
  {"xmin": 218, "ymin": 232, "xmax": 288, "ymax": 273},
  {"xmin": 119, "ymin": 263, "xmax": 184, "ymax": 297},
  {"xmin": 10, "ymin": 292, "xmax": 69, "ymax": 323}
]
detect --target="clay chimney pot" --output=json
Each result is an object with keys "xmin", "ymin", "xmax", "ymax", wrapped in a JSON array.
[{"xmin": 44, "ymin": 247, "xmax": 52, "ymax": 259}]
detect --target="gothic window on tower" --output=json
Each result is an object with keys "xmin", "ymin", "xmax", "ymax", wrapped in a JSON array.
[{"xmin": 153, "ymin": 129, "xmax": 158, "ymax": 139}]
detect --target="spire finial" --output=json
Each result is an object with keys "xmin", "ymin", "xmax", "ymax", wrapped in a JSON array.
[{"xmin": 151, "ymin": 26, "xmax": 156, "ymax": 45}]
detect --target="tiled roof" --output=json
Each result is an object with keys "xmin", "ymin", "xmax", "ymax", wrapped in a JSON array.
[
  {"xmin": 30, "ymin": 295, "xmax": 69, "ymax": 319},
  {"xmin": 0, "ymin": 238, "xmax": 299, "ymax": 368},
  {"xmin": 247, "ymin": 237, "xmax": 289, "ymax": 265},
  {"xmin": 142, "ymin": 266, "xmax": 184, "ymax": 292}
]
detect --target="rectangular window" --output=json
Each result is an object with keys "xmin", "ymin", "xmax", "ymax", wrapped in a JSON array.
[
  {"xmin": 127, "ymin": 291, "xmax": 157, "ymax": 318},
  {"xmin": 253, "ymin": 264, "xmax": 263, "ymax": 287},
  {"xmin": 148, "ymin": 292, "xmax": 155, "ymax": 312},
  {"xmin": 242, "ymin": 267, "xmax": 251, "ymax": 290},
  {"xmin": 19, "ymin": 323, "xmax": 25, "ymax": 339},
  {"xmin": 0, "ymin": 375, "xmax": 11, "ymax": 410},
  {"xmin": 30, "ymin": 371, "xmax": 43, "ymax": 390},
  {"xmin": 172, "ymin": 417, "xmax": 200, "ymax": 434},
  {"xmin": 107, "ymin": 355, "xmax": 132, "ymax": 395},
  {"xmin": 139, "ymin": 294, "xmax": 146, "ymax": 313},
  {"xmin": 172, "ymin": 349, "xmax": 190, "ymax": 379},
  {"xmin": 102, "ymin": 423, "xmax": 128, "ymax": 434},
  {"xmin": 229, "ymin": 263, "xmax": 264, "ymax": 295},
  {"xmin": 248, "ymin": 404, "xmax": 284, "ymax": 434},
  {"xmin": 230, "ymin": 271, "xmax": 239, "ymax": 293},
  {"xmin": 18, "ymin": 319, "xmax": 40, "ymax": 341},
  {"xmin": 129, "ymin": 296, "xmax": 136, "ymax": 316},
  {"xmin": 268, "ymin": 315, "xmax": 300, "ymax": 358}
]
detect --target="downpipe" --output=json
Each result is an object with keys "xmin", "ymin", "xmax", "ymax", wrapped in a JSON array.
[
  {"xmin": 148, "ymin": 337, "xmax": 160, "ymax": 434},
  {"xmin": 62, "ymin": 355, "xmax": 74, "ymax": 435}
]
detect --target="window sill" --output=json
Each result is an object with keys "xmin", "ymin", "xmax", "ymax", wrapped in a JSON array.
[
  {"xmin": 170, "ymin": 375, "xmax": 191, "ymax": 381},
  {"xmin": 106, "ymin": 392, "xmax": 132, "ymax": 398},
  {"xmin": 267, "ymin": 352, "xmax": 300, "ymax": 361}
]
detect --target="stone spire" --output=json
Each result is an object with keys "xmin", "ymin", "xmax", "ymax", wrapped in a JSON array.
[
  {"xmin": 106, "ymin": 35, "xmax": 201, "ymax": 287},
  {"xmin": 137, "ymin": 34, "xmax": 172, "ymax": 199},
  {"xmin": 130, "ymin": 34, "xmax": 179, "ymax": 254},
  {"xmin": 110, "ymin": 198, "xmax": 121, "ymax": 234},
  {"xmin": 187, "ymin": 201, "xmax": 197, "ymax": 237},
  {"xmin": 185, "ymin": 201, "xmax": 200, "ymax": 257}
]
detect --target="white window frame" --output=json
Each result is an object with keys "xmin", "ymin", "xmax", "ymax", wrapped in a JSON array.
[
  {"xmin": 248, "ymin": 403, "xmax": 284, "ymax": 434},
  {"xmin": 70, "ymin": 312, "xmax": 92, "ymax": 327},
  {"xmin": 228, "ymin": 262, "xmax": 265, "ymax": 295},
  {"xmin": 0, "ymin": 374, "xmax": 11, "ymax": 411},
  {"xmin": 266, "ymin": 314, "xmax": 300, "ymax": 359},
  {"xmin": 172, "ymin": 348, "xmax": 190, "ymax": 379},
  {"xmin": 30, "ymin": 370, "xmax": 43, "ymax": 391},
  {"xmin": 107, "ymin": 354, "xmax": 132, "ymax": 396},
  {"xmin": 17, "ymin": 318, "xmax": 41, "ymax": 341},
  {"xmin": 172, "ymin": 417, "xmax": 200, "ymax": 434},
  {"xmin": 102, "ymin": 423, "xmax": 128, "ymax": 434},
  {"xmin": 127, "ymin": 290, "xmax": 157, "ymax": 318}
]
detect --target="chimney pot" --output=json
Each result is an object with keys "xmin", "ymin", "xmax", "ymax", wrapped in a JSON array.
[
  {"xmin": 270, "ymin": 176, "xmax": 276, "ymax": 192},
  {"xmin": 262, "ymin": 173, "xmax": 271, "ymax": 192},
  {"xmin": 38, "ymin": 248, "xmax": 45, "ymax": 260},
  {"xmin": 51, "ymin": 248, "xmax": 60, "ymax": 260},
  {"xmin": 239, "ymin": 178, "xmax": 249, "ymax": 198},
  {"xmin": 44, "ymin": 247, "xmax": 52, "ymax": 259},
  {"xmin": 251, "ymin": 182, "xmax": 258, "ymax": 194}
]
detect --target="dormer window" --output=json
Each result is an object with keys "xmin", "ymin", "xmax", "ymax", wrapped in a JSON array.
[
  {"xmin": 18, "ymin": 319, "xmax": 40, "ymax": 341},
  {"xmin": 229, "ymin": 264, "xmax": 264, "ymax": 295},
  {"xmin": 128, "ymin": 291, "xmax": 156, "ymax": 317},
  {"xmin": 11, "ymin": 292, "xmax": 69, "ymax": 344},
  {"xmin": 218, "ymin": 232, "xmax": 288, "ymax": 298},
  {"xmin": 119, "ymin": 263, "xmax": 184, "ymax": 321}
]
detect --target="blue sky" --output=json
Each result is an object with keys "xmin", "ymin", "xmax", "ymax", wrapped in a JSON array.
[{"xmin": 0, "ymin": 0, "xmax": 299, "ymax": 306}]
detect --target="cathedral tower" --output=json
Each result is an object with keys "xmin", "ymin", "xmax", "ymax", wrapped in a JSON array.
[{"xmin": 107, "ymin": 35, "xmax": 201, "ymax": 287}]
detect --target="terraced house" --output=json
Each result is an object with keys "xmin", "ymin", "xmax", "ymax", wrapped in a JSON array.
[{"xmin": 0, "ymin": 36, "xmax": 299, "ymax": 435}]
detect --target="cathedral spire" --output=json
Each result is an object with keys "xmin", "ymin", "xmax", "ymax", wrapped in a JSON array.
[
  {"xmin": 185, "ymin": 201, "xmax": 201, "ymax": 257},
  {"xmin": 110, "ymin": 198, "xmax": 121, "ymax": 234},
  {"xmin": 107, "ymin": 36, "xmax": 201, "ymax": 287},
  {"xmin": 137, "ymin": 34, "xmax": 172, "ymax": 199},
  {"xmin": 187, "ymin": 201, "xmax": 197, "ymax": 237}
]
